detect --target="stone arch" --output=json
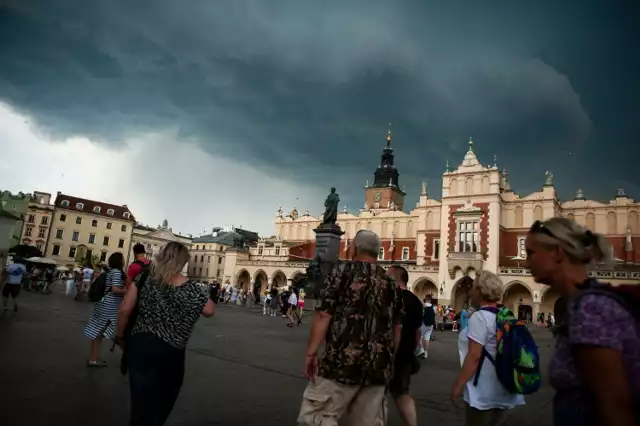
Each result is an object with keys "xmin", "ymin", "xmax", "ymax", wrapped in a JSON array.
[
  {"xmin": 502, "ymin": 281, "xmax": 533, "ymax": 320},
  {"xmin": 253, "ymin": 269, "xmax": 269, "ymax": 294},
  {"xmin": 533, "ymin": 205, "xmax": 543, "ymax": 222},
  {"xmin": 449, "ymin": 178, "xmax": 457, "ymax": 196},
  {"xmin": 271, "ymin": 270, "xmax": 287, "ymax": 288},
  {"xmin": 586, "ymin": 212, "xmax": 595, "ymax": 231},
  {"xmin": 465, "ymin": 177, "xmax": 473, "ymax": 195},
  {"xmin": 381, "ymin": 221, "xmax": 389, "ymax": 238},
  {"xmin": 567, "ymin": 213, "xmax": 575, "ymax": 221},
  {"xmin": 607, "ymin": 211, "xmax": 617, "ymax": 234},
  {"xmin": 289, "ymin": 270, "xmax": 306, "ymax": 285},
  {"xmin": 426, "ymin": 211, "xmax": 433, "ymax": 229},
  {"xmin": 393, "ymin": 221, "xmax": 400, "ymax": 236},
  {"xmin": 514, "ymin": 206, "xmax": 523, "ymax": 228},
  {"xmin": 540, "ymin": 285, "xmax": 560, "ymax": 318},
  {"xmin": 451, "ymin": 275, "xmax": 474, "ymax": 310},
  {"xmin": 236, "ymin": 269, "xmax": 251, "ymax": 290},
  {"xmin": 411, "ymin": 278, "xmax": 438, "ymax": 304},
  {"xmin": 481, "ymin": 175, "xmax": 490, "ymax": 193},
  {"xmin": 407, "ymin": 220, "xmax": 414, "ymax": 236},
  {"xmin": 629, "ymin": 210, "xmax": 639, "ymax": 233}
]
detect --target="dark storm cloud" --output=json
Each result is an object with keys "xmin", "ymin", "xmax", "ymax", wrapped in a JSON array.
[{"xmin": 1, "ymin": 0, "xmax": 639, "ymax": 206}]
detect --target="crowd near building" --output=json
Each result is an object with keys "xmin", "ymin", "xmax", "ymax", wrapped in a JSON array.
[{"xmin": 2, "ymin": 128, "xmax": 639, "ymax": 319}]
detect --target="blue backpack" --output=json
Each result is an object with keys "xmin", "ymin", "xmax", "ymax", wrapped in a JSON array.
[{"xmin": 473, "ymin": 306, "xmax": 541, "ymax": 395}]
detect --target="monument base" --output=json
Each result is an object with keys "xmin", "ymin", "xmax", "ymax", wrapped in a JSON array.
[{"xmin": 304, "ymin": 225, "xmax": 344, "ymax": 299}]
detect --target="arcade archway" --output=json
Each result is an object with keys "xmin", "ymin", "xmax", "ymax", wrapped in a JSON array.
[
  {"xmin": 503, "ymin": 281, "xmax": 533, "ymax": 321},
  {"xmin": 271, "ymin": 270, "xmax": 287, "ymax": 289},
  {"xmin": 451, "ymin": 276, "xmax": 474, "ymax": 310},
  {"xmin": 540, "ymin": 286, "xmax": 560, "ymax": 318},
  {"xmin": 236, "ymin": 269, "xmax": 251, "ymax": 290},
  {"xmin": 411, "ymin": 278, "xmax": 438, "ymax": 305},
  {"xmin": 253, "ymin": 270, "xmax": 268, "ymax": 294}
]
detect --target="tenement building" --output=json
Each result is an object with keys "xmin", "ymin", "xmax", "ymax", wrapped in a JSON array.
[
  {"xmin": 20, "ymin": 191, "xmax": 54, "ymax": 253},
  {"xmin": 45, "ymin": 192, "xmax": 136, "ymax": 266},
  {"xmin": 224, "ymin": 129, "xmax": 640, "ymax": 320},
  {"xmin": 130, "ymin": 219, "xmax": 192, "ymax": 274}
]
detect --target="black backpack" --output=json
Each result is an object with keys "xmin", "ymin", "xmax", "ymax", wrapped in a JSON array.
[
  {"xmin": 422, "ymin": 305, "xmax": 436, "ymax": 327},
  {"xmin": 87, "ymin": 271, "xmax": 109, "ymax": 302},
  {"xmin": 131, "ymin": 259, "xmax": 151, "ymax": 279}
]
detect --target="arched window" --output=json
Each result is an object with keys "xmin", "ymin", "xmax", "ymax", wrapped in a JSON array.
[
  {"xmin": 586, "ymin": 212, "xmax": 596, "ymax": 231},
  {"xmin": 607, "ymin": 212, "xmax": 617, "ymax": 234},
  {"xmin": 514, "ymin": 206, "xmax": 523, "ymax": 228}
]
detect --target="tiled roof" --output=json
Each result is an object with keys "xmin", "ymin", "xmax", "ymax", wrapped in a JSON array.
[
  {"xmin": 0, "ymin": 209, "xmax": 22, "ymax": 221},
  {"xmin": 54, "ymin": 192, "xmax": 136, "ymax": 222},
  {"xmin": 192, "ymin": 231, "xmax": 238, "ymax": 245}
]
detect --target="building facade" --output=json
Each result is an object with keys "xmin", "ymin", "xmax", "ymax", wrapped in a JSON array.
[
  {"xmin": 20, "ymin": 191, "xmax": 54, "ymax": 253},
  {"xmin": 224, "ymin": 130, "xmax": 640, "ymax": 320},
  {"xmin": 130, "ymin": 219, "xmax": 192, "ymax": 273},
  {"xmin": 45, "ymin": 192, "xmax": 136, "ymax": 267},
  {"xmin": 0, "ymin": 190, "xmax": 30, "ymax": 248}
]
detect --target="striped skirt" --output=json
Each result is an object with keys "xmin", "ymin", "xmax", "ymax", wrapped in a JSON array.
[{"xmin": 84, "ymin": 294, "xmax": 123, "ymax": 340}]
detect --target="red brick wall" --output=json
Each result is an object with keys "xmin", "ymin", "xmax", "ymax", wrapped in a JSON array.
[
  {"xmin": 288, "ymin": 239, "xmax": 417, "ymax": 262},
  {"xmin": 447, "ymin": 203, "xmax": 488, "ymax": 258},
  {"xmin": 499, "ymin": 228, "xmax": 528, "ymax": 267},
  {"xmin": 609, "ymin": 236, "xmax": 640, "ymax": 263},
  {"xmin": 422, "ymin": 231, "xmax": 441, "ymax": 266},
  {"xmin": 476, "ymin": 202, "xmax": 489, "ymax": 259},
  {"xmin": 447, "ymin": 205, "xmax": 462, "ymax": 253}
]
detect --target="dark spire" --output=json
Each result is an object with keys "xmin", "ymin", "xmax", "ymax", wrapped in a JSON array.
[{"xmin": 373, "ymin": 123, "xmax": 402, "ymax": 190}]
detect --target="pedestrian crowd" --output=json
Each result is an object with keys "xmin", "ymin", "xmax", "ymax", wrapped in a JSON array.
[{"xmin": 2, "ymin": 216, "xmax": 639, "ymax": 425}]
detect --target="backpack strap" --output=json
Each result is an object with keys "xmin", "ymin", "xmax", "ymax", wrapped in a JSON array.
[{"xmin": 472, "ymin": 308, "xmax": 498, "ymax": 386}]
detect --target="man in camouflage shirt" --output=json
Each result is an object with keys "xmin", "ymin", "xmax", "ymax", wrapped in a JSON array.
[{"xmin": 298, "ymin": 230, "xmax": 404, "ymax": 426}]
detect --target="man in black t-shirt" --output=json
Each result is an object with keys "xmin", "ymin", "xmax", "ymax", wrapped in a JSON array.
[{"xmin": 387, "ymin": 265, "xmax": 422, "ymax": 426}]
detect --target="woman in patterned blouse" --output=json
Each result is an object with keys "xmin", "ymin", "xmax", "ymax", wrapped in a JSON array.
[
  {"xmin": 526, "ymin": 217, "xmax": 638, "ymax": 426},
  {"xmin": 117, "ymin": 241, "xmax": 215, "ymax": 426}
]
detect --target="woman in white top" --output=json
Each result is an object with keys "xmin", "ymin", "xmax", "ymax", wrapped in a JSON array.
[{"xmin": 451, "ymin": 271, "xmax": 524, "ymax": 426}]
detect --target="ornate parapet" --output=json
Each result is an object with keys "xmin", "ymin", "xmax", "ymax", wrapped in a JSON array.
[
  {"xmin": 498, "ymin": 266, "xmax": 640, "ymax": 281},
  {"xmin": 448, "ymin": 252, "xmax": 483, "ymax": 279},
  {"xmin": 236, "ymin": 260, "xmax": 310, "ymax": 268}
]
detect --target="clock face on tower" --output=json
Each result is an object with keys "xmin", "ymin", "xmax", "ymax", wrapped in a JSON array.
[{"xmin": 374, "ymin": 192, "xmax": 382, "ymax": 202}]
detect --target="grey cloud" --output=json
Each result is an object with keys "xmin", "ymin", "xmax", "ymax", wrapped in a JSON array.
[{"xmin": 0, "ymin": 0, "xmax": 636, "ymax": 205}]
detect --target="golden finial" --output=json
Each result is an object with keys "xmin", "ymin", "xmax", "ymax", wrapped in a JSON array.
[
  {"xmin": 386, "ymin": 122, "xmax": 392, "ymax": 145},
  {"xmin": 468, "ymin": 136, "xmax": 473, "ymax": 152}
]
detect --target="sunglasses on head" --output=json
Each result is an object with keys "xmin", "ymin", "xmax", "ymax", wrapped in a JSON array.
[{"xmin": 529, "ymin": 220, "xmax": 555, "ymax": 239}]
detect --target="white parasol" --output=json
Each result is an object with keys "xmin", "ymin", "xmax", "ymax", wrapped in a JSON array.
[{"xmin": 26, "ymin": 257, "xmax": 58, "ymax": 265}]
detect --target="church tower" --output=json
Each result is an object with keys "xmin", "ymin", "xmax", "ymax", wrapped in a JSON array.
[{"xmin": 364, "ymin": 124, "xmax": 406, "ymax": 211}]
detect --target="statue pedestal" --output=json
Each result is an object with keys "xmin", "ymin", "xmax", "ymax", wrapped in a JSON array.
[
  {"xmin": 314, "ymin": 225, "xmax": 343, "ymax": 261},
  {"xmin": 305, "ymin": 225, "xmax": 344, "ymax": 299}
]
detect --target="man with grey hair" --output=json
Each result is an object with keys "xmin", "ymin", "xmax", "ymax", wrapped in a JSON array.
[{"xmin": 298, "ymin": 230, "xmax": 404, "ymax": 425}]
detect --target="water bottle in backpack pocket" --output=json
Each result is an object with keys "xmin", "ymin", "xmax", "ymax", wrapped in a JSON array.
[{"xmin": 473, "ymin": 306, "xmax": 541, "ymax": 395}]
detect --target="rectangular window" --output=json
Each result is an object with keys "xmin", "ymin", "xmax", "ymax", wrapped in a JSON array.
[
  {"xmin": 433, "ymin": 239, "xmax": 441, "ymax": 260},
  {"xmin": 88, "ymin": 233, "xmax": 96, "ymax": 244},
  {"xmin": 200, "ymin": 255, "xmax": 204, "ymax": 262},
  {"xmin": 216, "ymin": 269, "xmax": 221, "ymax": 277},
  {"xmin": 218, "ymin": 257, "xmax": 222, "ymax": 264},
  {"xmin": 92, "ymin": 219, "xmax": 98, "ymax": 227},
  {"xmin": 517, "ymin": 237, "xmax": 527, "ymax": 259},
  {"xmin": 25, "ymin": 227, "xmax": 33, "ymax": 237},
  {"xmin": 103, "ymin": 236, "xmax": 109, "ymax": 246},
  {"xmin": 72, "ymin": 231, "xmax": 79, "ymax": 242},
  {"xmin": 100, "ymin": 251, "xmax": 107, "ymax": 262},
  {"xmin": 86, "ymin": 249, "xmax": 93, "ymax": 259},
  {"xmin": 378, "ymin": 247, "xmax": 385, "ymax": 260},
  {"xmin": 401, "ymin": 247, "xmax": 410, "ymax": 261},
  {"xmin": 38, "ymin": 228, "xmax": 46, "ymax": 238},
  {"xmin": 41, "ymin": 216, "xmax": 48, "ymax": 225},
  {"xmin": 106, "ymin": 222, "xmax": 112, "ymax": 229},
  {"xmin": 258, "ymin": 247, "xmax": 264, "ymax": 255},
  {"xmin": 36, "ymin": 242, "xmax": 43, "ymax": 251},
  {"xmin": 76, "ymin": 217, "xmax": 82, "ymax": 224},
  {"xmin": 457, "ymin": 221, "xmax": 479, "ymax": 252},
  {"xmin": 118, "ymin": 239, "xmax": 125, "ymax": 248},
  {"xmin": 206, "ymin": 268, "xmax": 209, "ymax": 276},
  {"xmin": 207, "ymin": 256, "xmax": 211, "ymax": 263},
  {"xmin": 68, "ymin": 247, "xmax": 76, "ymax": 258},
  {"xmin": 199, "ymin": 267, "xmax": 203, "ymax": 276},
  {"xmin": 275, "ymin": 246, "xmax": 281, "ymax": 256},
  {"xmin": 52, "ymin": 245, "xmax": 60, "ymax": 256},
  {"xmin": 27, "ymin": 214, "xmax": 35, "ymax": 223},
  {"xmin": 121, "ymin": 225, "xmax": 127, "ymax": 232},
  {"xmin": 59, "ymin": 214, "xmax": 66, "ymax": 222}
]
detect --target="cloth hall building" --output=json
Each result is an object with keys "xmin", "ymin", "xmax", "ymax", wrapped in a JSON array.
[{"xmin": 223, "ymin": 130, "xmax": 640, "ymax": 320}]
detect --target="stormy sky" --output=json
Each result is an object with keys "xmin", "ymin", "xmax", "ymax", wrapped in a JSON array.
[{"xmin": 1, "ymin": 0, "xmax": 638, "ymax": 236}]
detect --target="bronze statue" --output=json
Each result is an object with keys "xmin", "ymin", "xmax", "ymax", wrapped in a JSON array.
[{"xmin": 322, "ymin": 187, "xmax": 339, "ymax": 226}]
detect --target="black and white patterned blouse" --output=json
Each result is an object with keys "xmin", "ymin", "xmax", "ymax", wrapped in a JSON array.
[{"xmin": 132, "ymin": 278, "xmax": 209, "ymax": 349}]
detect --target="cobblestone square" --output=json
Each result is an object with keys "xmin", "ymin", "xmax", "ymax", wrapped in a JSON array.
[{"xmin": 0, "ymin": 289, "xmax": 554, "ymax": 426}]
